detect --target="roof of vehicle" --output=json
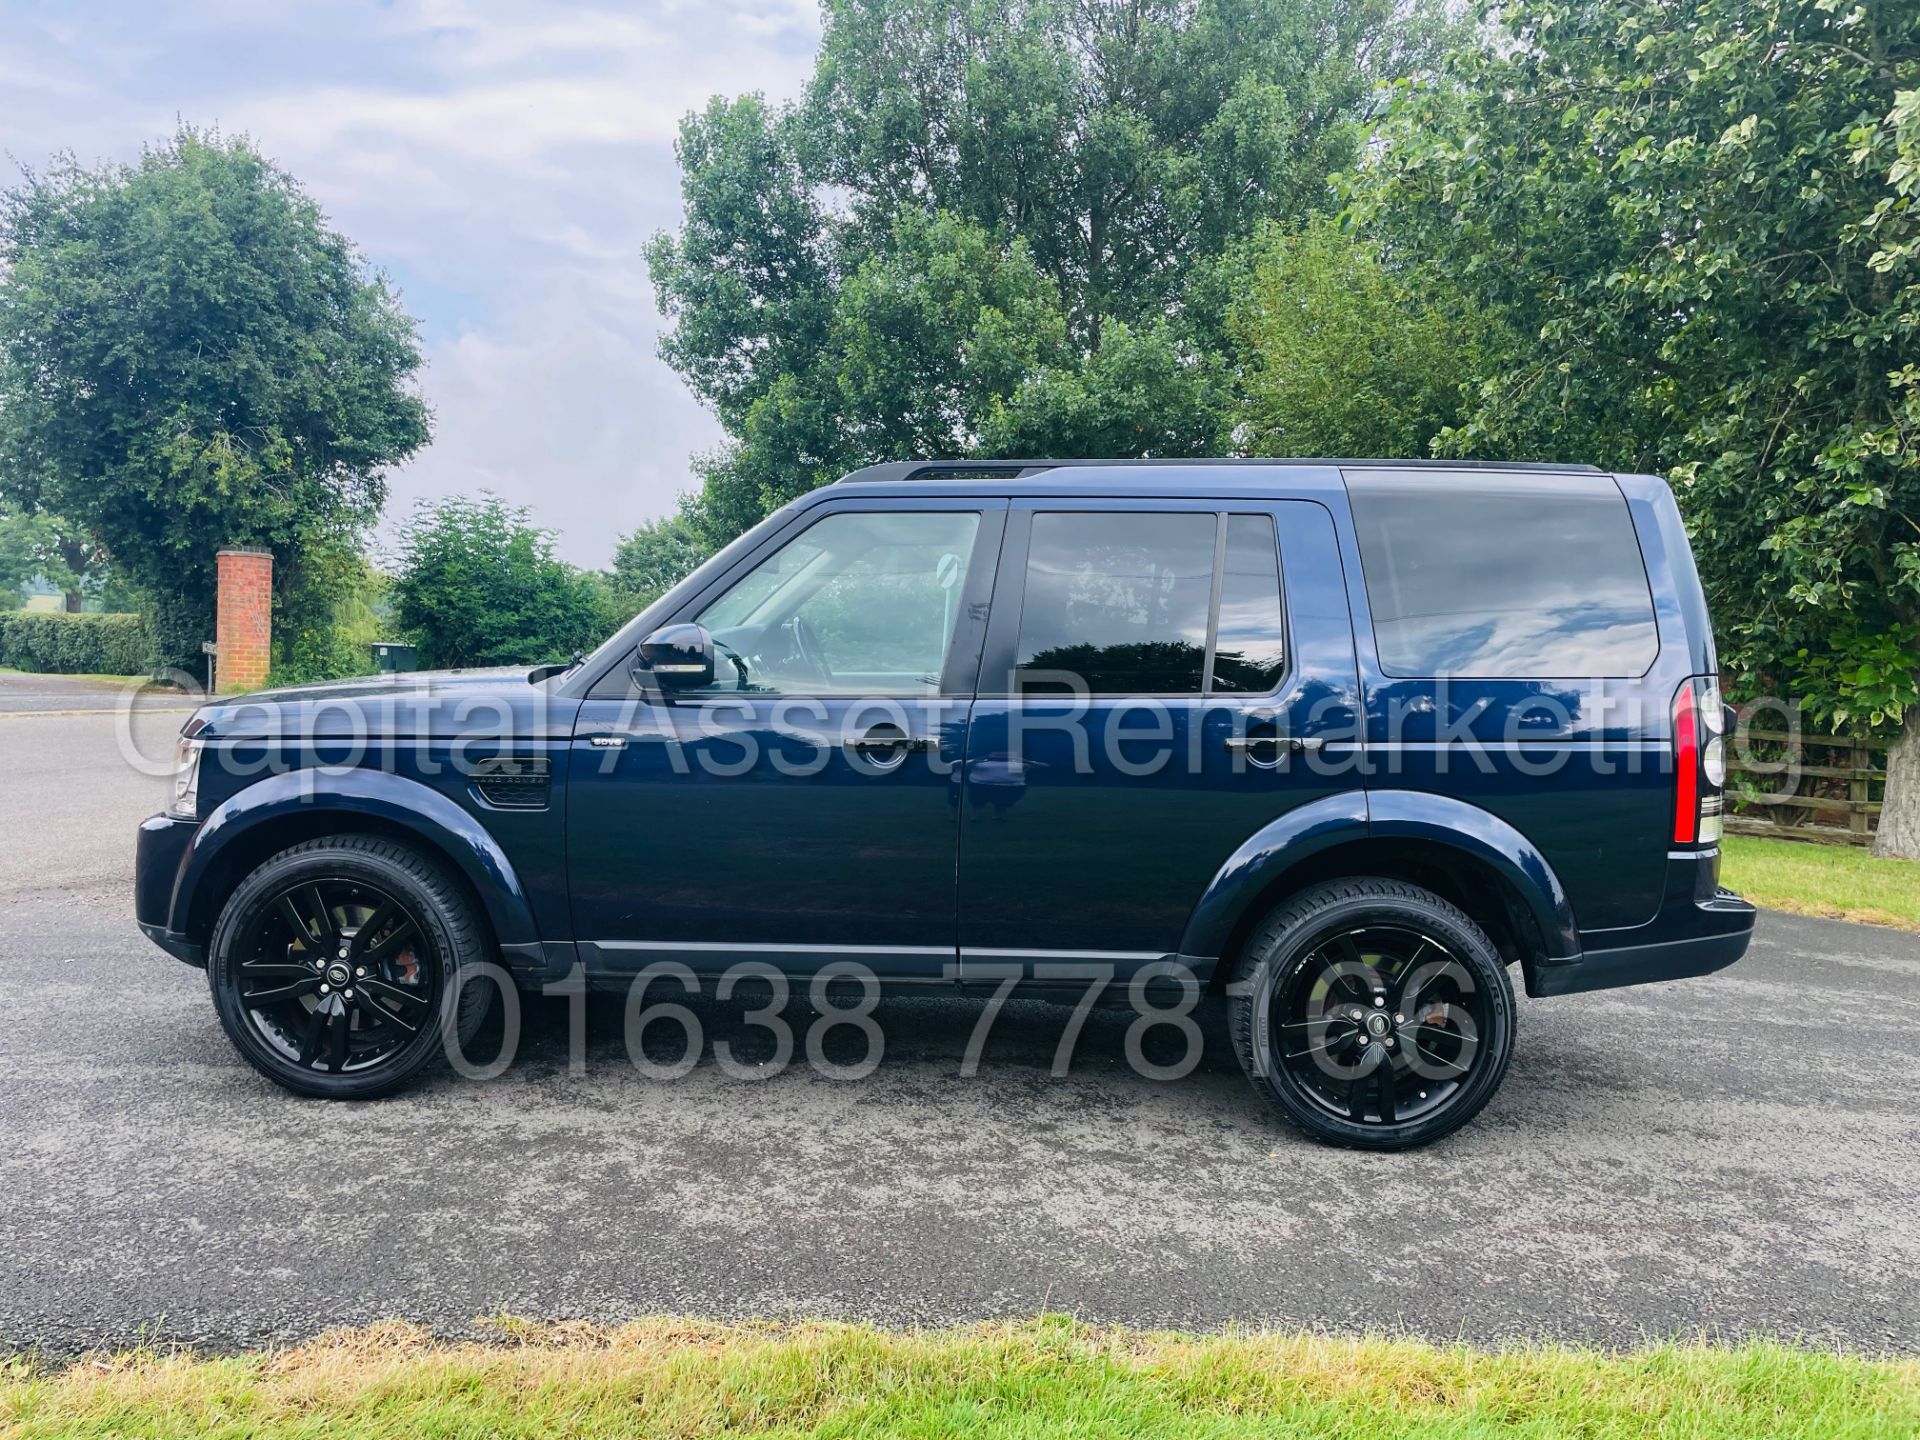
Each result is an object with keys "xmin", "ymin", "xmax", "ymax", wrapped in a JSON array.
[{"xmin": 834, "ymin": 458, "xmax": 1604, "ymax": 487}]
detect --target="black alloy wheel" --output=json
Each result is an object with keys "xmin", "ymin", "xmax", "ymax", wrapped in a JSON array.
[
  {"xmin": 1228, "ymin": 878, "xmax": 1515, "ymax": 1150},
  {"xmin": 236, "ymin": 877, "xmax": 437, "ymax": 1074},
  {"xmin": 207, "ymin": 836, "xmax": 492, "ymax": 1099}
]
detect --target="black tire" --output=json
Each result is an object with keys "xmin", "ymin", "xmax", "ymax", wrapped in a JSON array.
[
  {"xmin": 206, "ymin": 835, "xmax": 496, "ymax": 1099},
  {"xmin": 1227, "ymin": 877, "xmax": 1515, "ymax": 1151}
]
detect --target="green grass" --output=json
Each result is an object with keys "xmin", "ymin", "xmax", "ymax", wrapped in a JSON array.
[
  {"xmin": 2, "ymin": 1317, "xmax": 1916, "ymax": 1438},
  {"xmin": 1721, "ymin": 834, "xmax": 1920, "ymax": 931},
  {"xmin": 0, "ymin": 667, "xmax": 156, "ymax": 686}
]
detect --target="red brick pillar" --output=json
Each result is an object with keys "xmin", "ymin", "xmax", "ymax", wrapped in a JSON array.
[{"xmin": 215, "ymin": 546, "xmax": 273, "ymax": 693}]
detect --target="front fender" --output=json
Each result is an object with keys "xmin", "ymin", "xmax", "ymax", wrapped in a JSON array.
[
  {"xmin": 1178, "ymin": 791, "xmax": 1370, "ymax": 961},
  {"xmin": 173, "ymin": 768, "xmax": 540, "ymax": 953}
]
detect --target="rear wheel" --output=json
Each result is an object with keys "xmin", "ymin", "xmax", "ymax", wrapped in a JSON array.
[
  {"xmin": 1227, "ymin": 878, "xmax": 1515, "ymax": 1150},
  {"xmin": 206, "ymin": 836, "xmax": 494, "ymax": 1099}
]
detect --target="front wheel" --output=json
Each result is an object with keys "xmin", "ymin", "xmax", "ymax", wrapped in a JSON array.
[
  {"xmin": 206, "ymin": 836, "xmax": 494, "ymax": 1099},
  {"xmin": 1227, "ymin": 878, "xmax": 1515, "ymax": 1150}
]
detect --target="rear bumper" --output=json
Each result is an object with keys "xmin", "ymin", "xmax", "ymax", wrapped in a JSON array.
[
  {"xmin": 135, "ymin": 813, "xmax": 205, "ymax": 967},
  {"xmin": 1527, "ymin": 850, "xmax": 1755, "ymax": 997}
]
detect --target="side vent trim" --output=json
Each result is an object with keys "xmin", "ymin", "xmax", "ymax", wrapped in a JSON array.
[{"xmin": 470, "ymin": 755, "xmax": 552, "ymax": 810}]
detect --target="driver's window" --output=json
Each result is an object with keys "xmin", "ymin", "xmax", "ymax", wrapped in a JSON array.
[{"xmin": 690, "ymin": 510, "xmax": 981, "ymax": 696}]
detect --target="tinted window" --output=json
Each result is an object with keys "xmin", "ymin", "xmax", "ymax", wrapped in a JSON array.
[
  {"xmin": 1347, "ymin": 471, "xmax": 1658, "ymax": 677},
  {"xmin": 1211, "ymin": 514, "xmax": 1286, "ymax": 693},
  {"xmin": 693, "ymin": 510, "xmax": 980, "ymax": 695},
  {"xmin": 1015, "ymin": 512, "xmax": 1215, "ymax": 693}
]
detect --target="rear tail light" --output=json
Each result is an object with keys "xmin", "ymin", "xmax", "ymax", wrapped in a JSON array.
[{"xmin": 1672, "ymin": 677, "xmax": 1725, "ymax": 844}]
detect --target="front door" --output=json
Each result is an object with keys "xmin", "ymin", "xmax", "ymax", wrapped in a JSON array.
[
  {"xmin": 568, "ymin": 498, "xmax": 1005, "ymax": 978},
  {"xmin": 958, "ymin": 498, "xmax": 1359, "ymax": 984}
]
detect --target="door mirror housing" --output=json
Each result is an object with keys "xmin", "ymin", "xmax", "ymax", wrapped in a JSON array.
[{"xmin": 637, "ymin": 623, "xmax": 715, "ymax": 688}]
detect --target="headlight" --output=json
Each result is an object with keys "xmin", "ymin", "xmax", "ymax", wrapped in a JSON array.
[{"xmin": 168, "ymin": 736, "xmax": 204, "ymax": 819}]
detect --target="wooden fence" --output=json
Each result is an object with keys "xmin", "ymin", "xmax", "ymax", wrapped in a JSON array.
[{"xmin": 1724, "ymin": 725, "xmax": 1886, "ymax": 846}]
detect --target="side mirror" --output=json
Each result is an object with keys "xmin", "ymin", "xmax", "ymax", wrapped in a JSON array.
[{"xmin": 637, "ymin": 622, "xmax": 715, "ymax": 689}]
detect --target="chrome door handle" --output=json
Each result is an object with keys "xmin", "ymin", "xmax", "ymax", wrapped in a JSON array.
[
  {"xmin": 1224, "ymin": 735, "xmax": 1322, "ymax": 753},
  {"xmin": 845, "ymin": 732, "xmax": 934, "ymax": 755}
]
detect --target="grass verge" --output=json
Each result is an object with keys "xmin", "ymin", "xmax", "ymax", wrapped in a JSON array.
[
  {"xmin": 1721, "ymin": 834, "xmax": 1920, "ymax": 931},
  {"xmin": 3, "ymin": 1317, "xmax": 1917, "ymax": 1439},
  {"xmin": 0, "ymin": 667, "xmax": 156, "ymax": 686}
]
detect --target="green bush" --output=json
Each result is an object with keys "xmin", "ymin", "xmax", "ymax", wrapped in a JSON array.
[
  {"xmin": 391, "ymin": 494, "xmax": 618, "ymax": 669},
  {"xmin": 0, "ymin": 610, "xmax": 155, "ymax": 675},
  {"xmin": 269, "ymin": 545, "xmax": 389, "ymax": 687}
]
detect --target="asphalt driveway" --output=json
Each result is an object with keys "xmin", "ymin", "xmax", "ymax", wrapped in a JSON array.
[{"xmin": 1, "ymin": 695, "xmax": 1916, "ymax": 1355}]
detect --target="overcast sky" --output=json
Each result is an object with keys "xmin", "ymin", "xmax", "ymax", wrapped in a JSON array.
[{"xmin": 1, "ymin": 0, "xmax": 821, "ymax": 564}]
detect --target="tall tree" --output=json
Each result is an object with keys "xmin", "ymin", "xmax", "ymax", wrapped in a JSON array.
[
  {"xmin": 1226, "ymin": 218, "xmax": 1501, "ymax": 459},
  {"xmin": 0, "ymin": 127, "xmax": 429, "ymax": 674},
  {"xmin": 610, "ymin": 511, "xmax": 709, "ymax": 616},
  {"xmin": 0, "ymin": 503, "xmax": 105, "ymax": 612},
  {"xmin": 648, "ymin": 0, "xmax": 1451, "ymax": 544},
  {"xmin": 1361, "ymin": 1, "xmax": 1920, "ymax": 855}
]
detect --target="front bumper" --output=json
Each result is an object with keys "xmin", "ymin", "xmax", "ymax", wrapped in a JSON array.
[
  {"xmin": 135, "ymin": 812, "xmax": 204, "ymax": 966},
  {"xmin": 1527, "ymin": 849, "xmax": 1756, "ymax": 997}
]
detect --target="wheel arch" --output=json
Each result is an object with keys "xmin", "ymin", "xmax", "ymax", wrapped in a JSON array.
[
  {"xmin": 1181, "ymin": 789, "xmax": 1580, "ymax": 992},
  {"xmin": 174, "ymin": 769, "xmax": 538, "ymax": 960}
]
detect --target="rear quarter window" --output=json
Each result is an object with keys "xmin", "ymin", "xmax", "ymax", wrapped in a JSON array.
[{"xmin": 1346, "ymin": 470, "xmax": 1658, "ymax": 678}]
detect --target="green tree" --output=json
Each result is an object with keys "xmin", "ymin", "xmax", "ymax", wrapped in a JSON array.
[
  {"xmin": 1362, "ymin": 2, "xmax": 1920, "ymax": 855},
  {"xmin": 610, "ymin": 511, "xmax": 709, "ymax": 616},
  {"xmin": 0, "ymin": 127, "xmax": 429, "ymax": 675},
  {"xmin": 1226, "ymin": 218, "xmax": 1499, "ymax": 458},
  {"xmin": 390, "ymin": 495, "xmax": 615, "ymax": 669},
  {"xmin": 648, "ymin": 0, "xmax": 1452, "ymax": 544},
  {"xmin": 0, "ymin": 505, "xmax": 45, "ymax": 610},
  {"xmin": 270, "ymin": 542, "xmax": 388, "ymax": 684},
  {"xmin": 0, "ymin": 504, "xmax": 112, "ymax": 613}
]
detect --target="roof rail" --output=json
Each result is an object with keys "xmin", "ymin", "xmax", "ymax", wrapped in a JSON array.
[{"xmin": 832, "ymin": 457, "xmax": 1605, "ymax": 485}]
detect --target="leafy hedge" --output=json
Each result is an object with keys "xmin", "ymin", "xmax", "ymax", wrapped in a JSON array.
[{"xmin": 0, "ymin": 611, "xmax": 155, "ymax": 675}]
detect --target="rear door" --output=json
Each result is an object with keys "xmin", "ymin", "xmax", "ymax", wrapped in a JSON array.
[{"xmin": 957, "ymin": 497, "xmax": 1360, "ymax": 983}]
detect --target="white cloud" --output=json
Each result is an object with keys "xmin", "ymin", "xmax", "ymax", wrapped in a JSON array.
[{"xmin": 0, "ymin": 0, "xmax": 821, "ymax": 565}]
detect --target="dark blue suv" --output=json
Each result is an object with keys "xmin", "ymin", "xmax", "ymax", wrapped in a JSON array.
[{"xmin": 135, "ymin": 460, "xmax": 1755, "ymax": 1148}]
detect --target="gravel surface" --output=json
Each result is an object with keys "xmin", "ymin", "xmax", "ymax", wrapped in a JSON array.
[{"xmin": 1, "ymin": 694, "xmax": 1915, "ymax": 1356}]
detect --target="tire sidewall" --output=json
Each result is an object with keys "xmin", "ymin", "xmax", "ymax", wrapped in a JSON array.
[
  {"xmin": 207, "ymin": 843, "xmax": 470, "ymax": 1100},
  {"xmin": 1236, "ymin": 887, "xmax": 1515, "ymax": 1150}
]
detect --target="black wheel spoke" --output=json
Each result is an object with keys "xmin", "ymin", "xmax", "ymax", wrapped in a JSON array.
[
  {"xmin": 303, "ymin": 886, "xmax": 338, "ymax": 951},
  {"xmin": 326, "ymin": 1007, "xmax": 349, "ymax": 1072},
  {"xmin": 357, "ymin": 991, "xmax": 419, "ymax": 1036},
  {"xmin": 358, "ymin": 976, "xmax": 429, "ymax": 1011},
  {"xmin": 1392, "ymin": 942, "xmax": 1431, "ymax": 1006},
  {"xmin": 241, "ymin": 957, "xmax": 315, "ymax": 976},
  {"xmin": 296, "ymin": 1005, "xmax": 327, "ymax": 1066},
  {"xmin": 348, "ymin": 899, "xmax": 402, "ymax": 957},
  {"xmin": 1283, "ymin": 1035, "xmax": 1340, "ymax": 1061},
  {"xmin": 277, "ymin": 895, "xmax": 319, "ymax": 950},
  {"xmin": 244, "ymin": 976, "xmax": 320, "ymax": 1007},
  {"xmin": 363, "ymin": 921, "xmax": 420, "ymax": 966},
  {"xmin": 1376, "ymin": 1058, "xmax": 1398, "ymax": 1123}
]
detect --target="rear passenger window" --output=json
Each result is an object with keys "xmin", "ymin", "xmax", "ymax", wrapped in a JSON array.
[
  {"xmin": 1015, "ymin": 512, "xmax": 1215, "ymax": 693},
  {"xmin": 1011, "ymin": 511, "xmax": 1287, "ymax": 695},
  {"xmin": 1212, "ymin": 515, "xmax": 1286, "ymax": 693},
  {"xmin": 1347, "ymin": 471, "xmax": 1658, "ymax": 677}
]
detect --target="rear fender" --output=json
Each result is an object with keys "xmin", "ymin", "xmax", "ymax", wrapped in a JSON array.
[
  {"xmin": 1366, "ymin": 790, "xmax": 1580, "ymax": 963},
  {"xmin": 1177, "ymin": 789, "xmax": 1581, "ymax": 984},
  {"xmin": 1178, "ymin": 791, "xmax": 1370, "ymax": 964}
]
